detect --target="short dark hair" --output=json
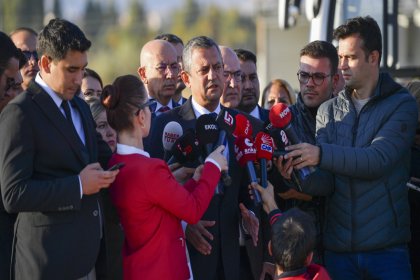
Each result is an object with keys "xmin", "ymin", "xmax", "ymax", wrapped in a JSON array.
[
  {"xmin": 333, "ymin": 16, "xmax": 382, "ymax": 66},
  {"xmin": 271, "ymin": 208, "xmax": 316, "ymax": 272},
  {"xmin": 84, "ymin": 68, "xmax": 103, "ymax": 89},
  {"xmin": 183, "ymin": 36, "xmax": 221, "ymax": 73},
  {"xmin": 101, "ymin": 75, "xmax": 147, "ymax": 132},
  {"xmin": 37, "ymin": 18, "xmax": 91, "ymax": 61},
  {"xmin": 300, "ymin": 40, "xmax": 338, "ymax": 75},
  {"xmin": 9, "ymin": 27, "xmax": 38, "ymax": 37},
  {"xmin": 0, "ymin": 31, "xmax": 23, "ymax": 76},
  {"xmin": 234, "ymin": 48, "xmax": 257, "ymax": 64},
  {"xmin": 154, "ymin": 33, "xmax": 184, "ymax": 46}
]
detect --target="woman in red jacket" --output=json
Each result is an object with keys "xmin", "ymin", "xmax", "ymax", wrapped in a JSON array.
[{"xmin": 101, "ymin": 75, "xmax": 227, "ymax": 280}]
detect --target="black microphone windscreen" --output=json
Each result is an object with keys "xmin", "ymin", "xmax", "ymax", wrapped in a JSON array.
[
  {"xmin": 170, "ymin": 129, "xmax": 200, "ymax": 164},
  {"xmin": 215, "ymin": 108, "xmax": 236, "ymax": 134},
  {"xmin": 195, "ymin": 114, "xmax": 219, "ymax": 145}
]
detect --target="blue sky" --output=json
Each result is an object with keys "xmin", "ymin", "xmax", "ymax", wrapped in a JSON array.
[{"xmin": 53, "ymin": 0, "xmax": 255, "ymax": 22}]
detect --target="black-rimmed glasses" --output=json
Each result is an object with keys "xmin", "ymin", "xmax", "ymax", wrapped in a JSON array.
[
  {"xmin": 135, "ymin": 100, "xmax": 156, "ymax": 115},
  {"xmin": 297, "ymin": 71, "xmax": 332, "ymax": 86},
  {"xmin": 5, "ymin": 77, "xmax": 22, "ymax": 92}
]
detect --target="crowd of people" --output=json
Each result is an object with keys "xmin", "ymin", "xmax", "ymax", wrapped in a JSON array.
[{"xmin": 0, "ymin": 15, "xmax": 419, "ymax": 280}]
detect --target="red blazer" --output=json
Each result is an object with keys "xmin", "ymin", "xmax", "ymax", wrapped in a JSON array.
[{"xmin": 109, "ymin": 153, "xmax": 221, "ymax": 280}]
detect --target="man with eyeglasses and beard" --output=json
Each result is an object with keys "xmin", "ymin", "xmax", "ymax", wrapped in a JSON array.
[
  {"xmin": 275, "ymin": 40, "xmax": 339, "ymax": 267},
  {"xmin": 10, "ymin": 27, "xmax": 40, "ymax": 91}
]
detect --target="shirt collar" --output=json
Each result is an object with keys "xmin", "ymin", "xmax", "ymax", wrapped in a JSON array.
[
  {"xmin": 35, "ymin": 72, "xmax": 65, "ymax": 108},
  {"xmin": 191, "ymin": 97, "xmax": 221, "ymax": 118},
  {"xmin": 116, "ymin": 143, "xmax": 150, "ymax": 158},
  {"xmin": 155, "ymin": 100, "xmax": 173, "ymax": 112},
  {"xmin": 249, "ymin": 106, "xmax": 260, "ymax": 119}
]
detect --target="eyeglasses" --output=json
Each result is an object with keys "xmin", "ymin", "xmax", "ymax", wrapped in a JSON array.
[
  {"xmin": 22, "ymin": 50, "xmax": 38, "ymax": 61},
  {"xmin": 223, "ymin": 70, "xmax": 242, "ymax": 82},
  {"xmin": 5, "ymin": 77, "xmax": 22, "ymax": 92},
  {"xmin": 154, "ymin": 63, "xmax": 180, "ymax": 75},
  {"xmin": 297, "ymin": 71, "xmax": 332, "ymax": 86},
  {"xmin": 135, "ymin": 100, "xmax": 156, "ymax": 115}
]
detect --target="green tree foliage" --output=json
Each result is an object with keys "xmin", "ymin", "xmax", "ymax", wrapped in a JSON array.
[
  {"xmin": 169, "ymin": 0, "xmax": 256, "ymax": 52},
  {"xmin": 1, "ymin": 0, "xmax": 44, "ymax": 32},
  {"xmin": 88, "ymin": 0, "xmax": 152, "ymax": 85}
]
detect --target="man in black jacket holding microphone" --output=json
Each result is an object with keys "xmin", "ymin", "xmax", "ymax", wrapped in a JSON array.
[{"xmin": 274, "ymin": 40, "xmax": 339, "ymax": 264}]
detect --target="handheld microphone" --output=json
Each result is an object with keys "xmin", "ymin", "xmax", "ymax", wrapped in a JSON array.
[
  {"xmin": 269, "ymin": 103, "xmax": 315, "ymax": 180},
  {"xmin": 195, "ymin": 114, "xmax": 219, "ymax": 157},
  {"xmin": 162, "ymin": 121, "xmax": 183, "ymax": 163},
  {"xmin": 196, "ymin": 114, "xmax": 231, "ymax": 189},
  {"xmin": 233, "ymin": 113, "xmax": 252, "ymax": 138},
  {"xmin": 254, "ymin": 132, "xmax": 274, "ymax": 189},
  {"xmin": 170, "ymin": 129, "xmax": 200, "ymax": 166},
  {"xmin": 234, "ymin": 136, "xmax": 261, "ymax": 205},
  {"xmin": 214, "ymin": 109, "xmax": 236, "ymax": 186}
]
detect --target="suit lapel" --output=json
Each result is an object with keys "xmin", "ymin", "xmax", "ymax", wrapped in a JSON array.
[
  {"xmin": 178, "ymin": 97, "xmax": 197, "ymax": 121},
  {"xmin": 29, "ymin": 82, "xmax": 88, "ymax": 165},
  {"xmin": 258, "ymin": 106, "xmax": 270, "ymax": 123}
]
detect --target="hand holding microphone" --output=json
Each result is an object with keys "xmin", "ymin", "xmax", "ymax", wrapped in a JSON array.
[
  {"xmin": 269, "ymin": 103, "xmax": 316, "ymax": 181},
  {"xmin": 162, "ymin": 121, "xmax": 183, "ymax": 164},
  {"xmin": 254, "ymin": 132, "xmax": 274, "ymax": 189},
  {"xmin": 170, "ymin": 129, "xmax": 201, "ymax": 166},
  {"xmin": 234, "ymin": 136, "xmax": 261, "ymax": 205},
  {"xmin": 206, "ymin": 145, "xmax": 228, "ymax": 172},
  {"xmin": 214, "ymin": 109, "xmax": 236, "ymax": 186}
]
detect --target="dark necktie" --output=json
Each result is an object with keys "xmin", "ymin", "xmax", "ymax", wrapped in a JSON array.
[
  {"xmin": 158, "ymin": 106, "xmax": 170, "ymax": 113},
  {"xmin": 61, "ymin": 100, "xmax": 84, "ymax": 146},
  {"xmin": 61, "ymin": 100, "xmax": 74, "ymax": 127},
  {"xmin": 209, "ymin": 112, "xmax": 218, "ymax": 119}
]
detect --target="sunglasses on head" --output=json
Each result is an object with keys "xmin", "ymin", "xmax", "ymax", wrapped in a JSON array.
[{"xmin": 22, "ymin": 50, "xmax": 38, "ymax": 61}]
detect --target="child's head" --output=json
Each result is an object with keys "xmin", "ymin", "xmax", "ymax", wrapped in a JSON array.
[{"xmin": 269, "ymin": 208, "xmax": 316, "ymax": 272}]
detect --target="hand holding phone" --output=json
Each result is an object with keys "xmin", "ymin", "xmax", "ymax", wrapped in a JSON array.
[{"xmin": 108, "ymin": 162, "xmax": 125, "ymax": 171}]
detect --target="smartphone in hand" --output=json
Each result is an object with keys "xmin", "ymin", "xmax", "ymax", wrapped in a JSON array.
[{"xmin": 107, "ymin": 162, "xmax": 125, "ymax": 171}]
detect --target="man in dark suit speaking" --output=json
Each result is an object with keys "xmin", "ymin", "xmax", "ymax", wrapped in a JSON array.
[
  {"xmin": 148, "ymin": 36, "xmax": 260, "ymax": 280},
  {"xmin": 0, "ymin": 18, "xmax": 119, "ymax": 280}
]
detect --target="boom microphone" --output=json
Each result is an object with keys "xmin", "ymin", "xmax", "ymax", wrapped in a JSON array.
[
  {"xmin": 269, "ymin": 103, "xmax": 315, "ymax": 180},
  {"xmin": 234, "ymin": 136, "xmax": 261, "ymax": 205},
  {"xmin": 162, "ymin": 121, "xmax": 183, "ymax": 163},
  {"xmin": 254, "ymin": 132, "xmax": 274, "ymax": 189}
]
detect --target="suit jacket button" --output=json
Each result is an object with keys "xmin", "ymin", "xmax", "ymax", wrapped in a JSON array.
[{"xmin": 93, "ymin": 210, "xmax": 99, "ymax": 216}]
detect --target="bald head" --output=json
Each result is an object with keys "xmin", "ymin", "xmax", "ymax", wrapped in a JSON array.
[
  {"xmin": 140, "ymin": 40, "xmax": 176, "ymax": 67},
  {"xmin": 138, "ymin": 40, "xmax": 179, "ymax": 105},
  {"xmin": 220, "ymin": 46, "xmax": 242, "ymax": 109}
]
